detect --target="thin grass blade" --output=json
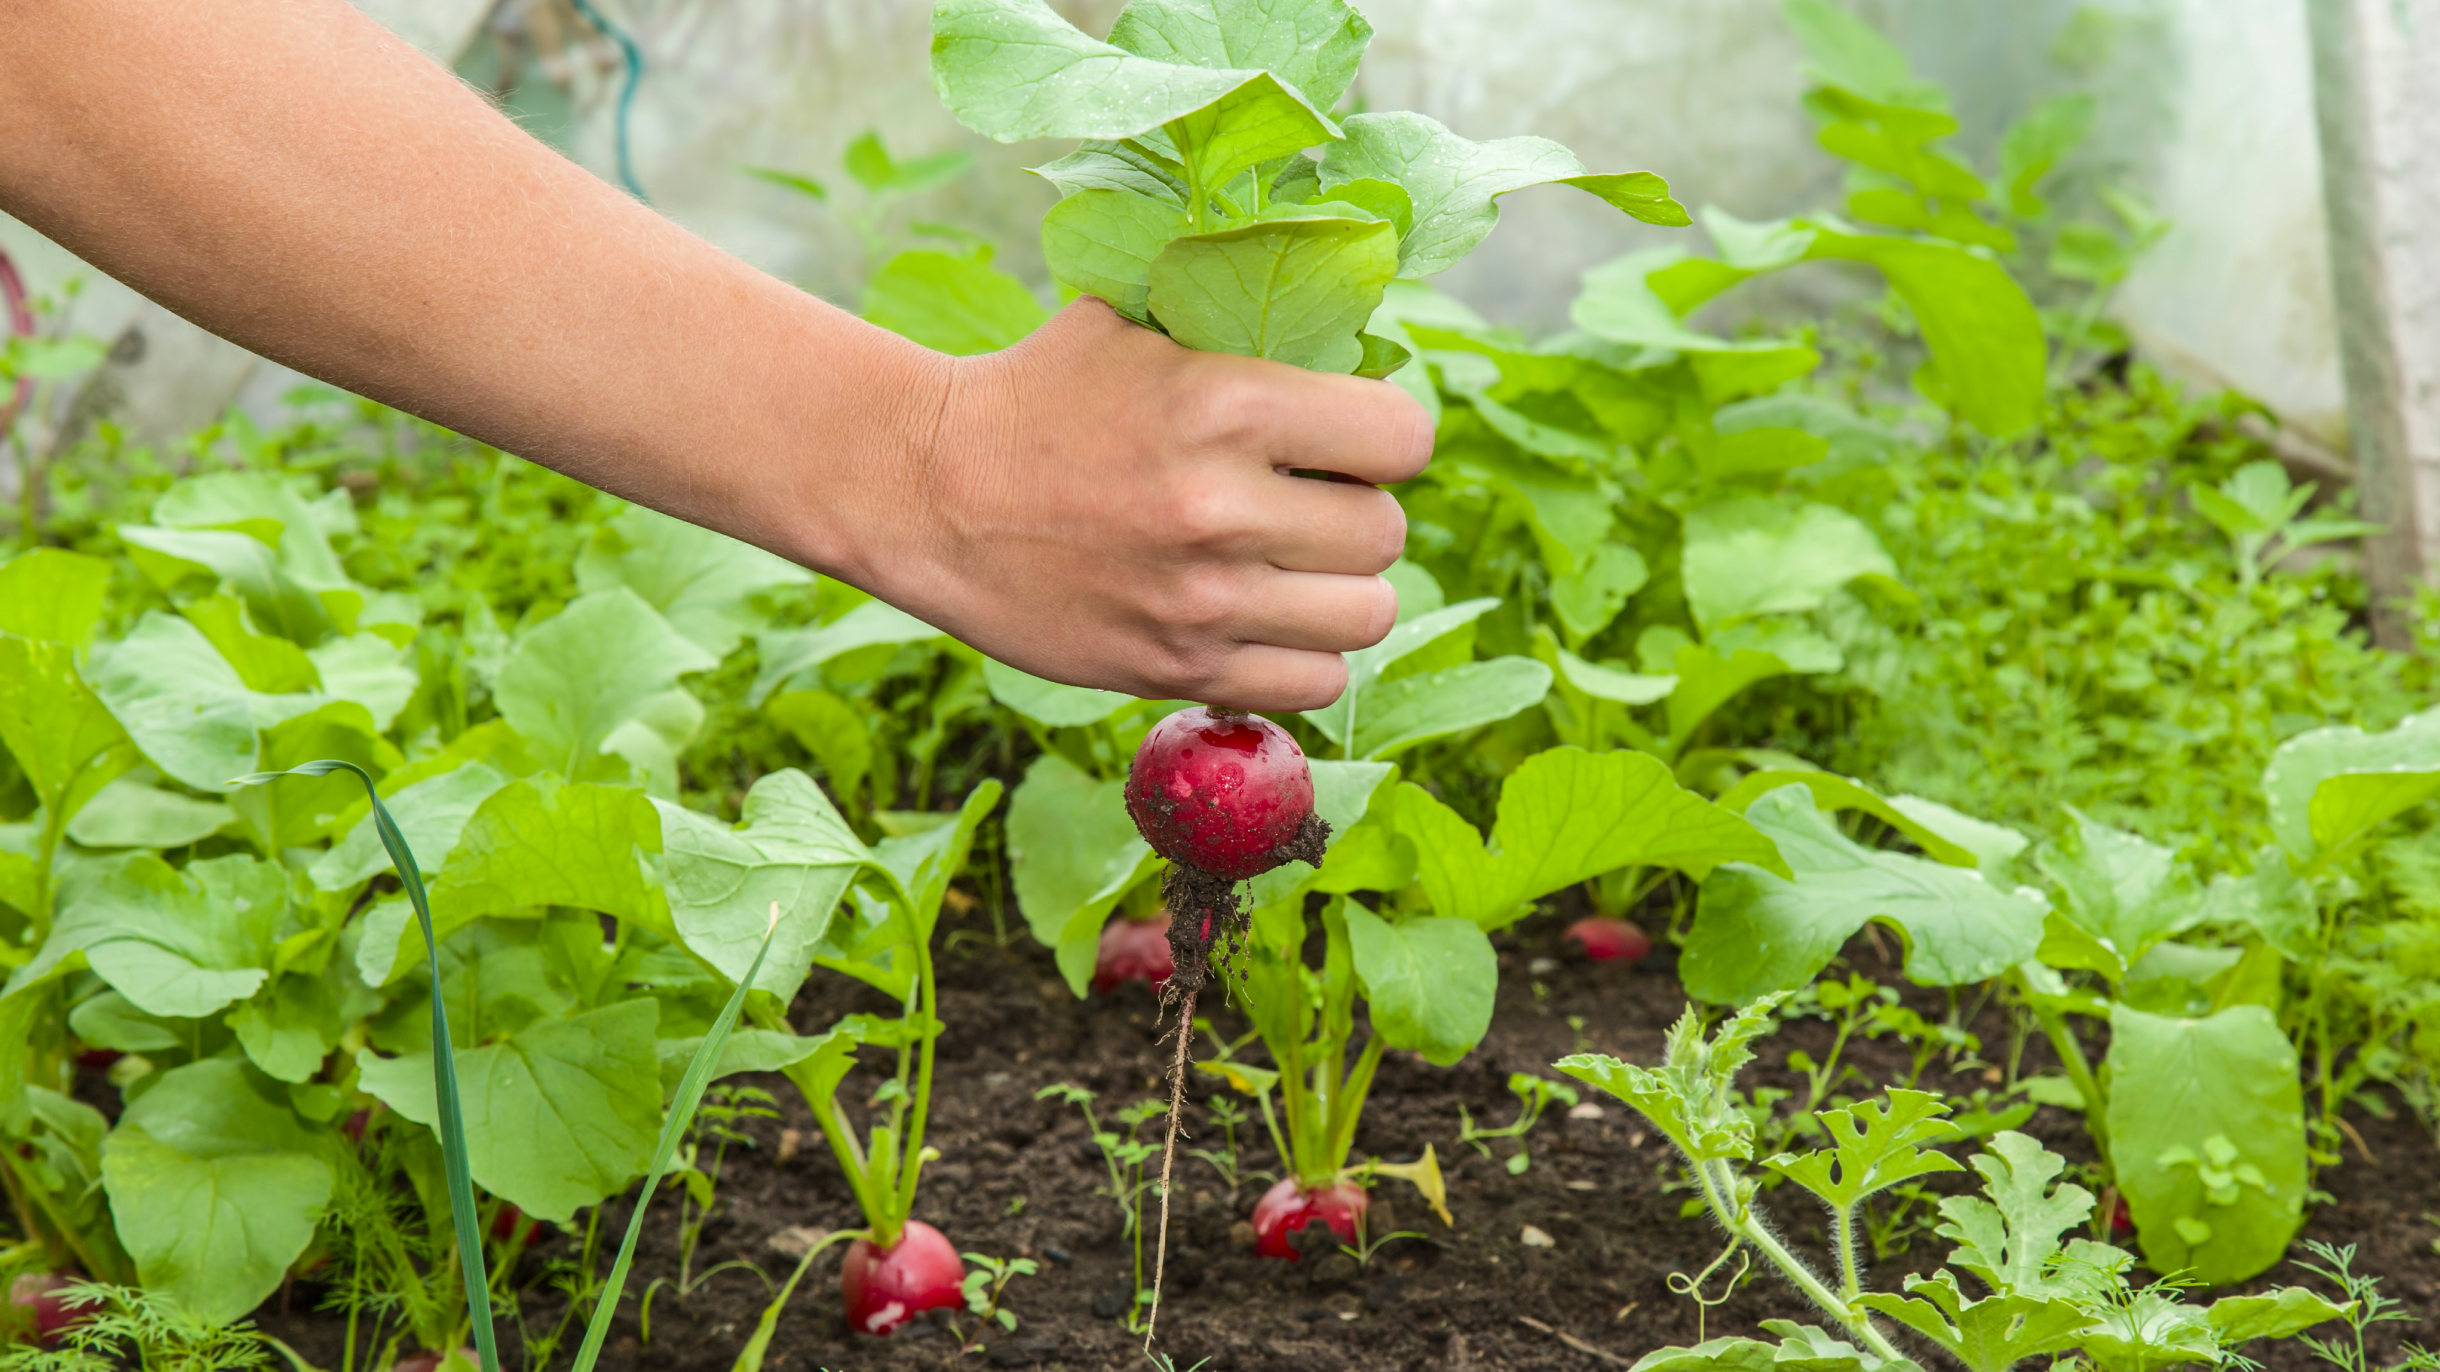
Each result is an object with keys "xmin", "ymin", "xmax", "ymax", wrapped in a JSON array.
[
  {"xmin": 570, "ymin": 902, "xmax": 786, "ymax": 1372},
  {"xmin": 236, "ymin": 760, "xmax": 500, "ymax": 1372}
]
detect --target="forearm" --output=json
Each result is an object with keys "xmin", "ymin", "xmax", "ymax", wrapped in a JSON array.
[{"xmin": 0, "ymin": 0, "xmax": 942, "ymax": 581}]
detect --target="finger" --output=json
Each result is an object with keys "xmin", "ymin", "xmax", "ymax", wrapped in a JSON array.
[
  {"xmin": 1194, "ymin": 643, "xmax": 1352, "ymax": 714},
  {"xmin": 1225, "ymin": 569, "xmax": 1399, "ymax": 655},
  {"xmin": 1191, "ymin": 355, "xmax": 1435, "ymax": 485},
  {"xmin": 1247, "ymin": 473, "xmax": 1407, "ymax": 575}
]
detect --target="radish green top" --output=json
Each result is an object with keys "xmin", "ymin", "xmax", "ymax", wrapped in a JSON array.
[{"xmin": 930, "ymin": 0, "xmax": 1689, "ymax": 376}]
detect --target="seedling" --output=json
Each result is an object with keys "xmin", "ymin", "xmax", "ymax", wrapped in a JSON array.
[
  {"xmin": 1557, "ymin": 1002, "xmax": 2358, "ymax": 1372},
  {"xmin": 952, "ymin": 1252, "xmax": 1039, "ymax": 1356},
  {"xmin": 1457, "ymin": 1074, "xmax": 1580, "ymax": 1175},
  {"xmin": 1037, "ymin": 1085, "xmax": 1166, "ymax": 1331}
]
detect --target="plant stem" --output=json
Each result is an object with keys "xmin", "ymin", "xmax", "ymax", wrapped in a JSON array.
[
  {"xmin": 890, "ymin": 914, "xmax": 940, "ymax": 1231},
  {"xmin": 1693, "ymin": 1156, "xmax": 1902, "ymax": 1363}
]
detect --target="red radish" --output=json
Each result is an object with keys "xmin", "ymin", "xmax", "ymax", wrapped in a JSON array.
[
  {"xmin": 1250, "ymin": 1177, "xmax": 1370, "ymax": 1260},
  {"xmin": 1565, "ymin": 917, "xmax": 1653, "ymax": 964},
  {"xmin": 840, "ymin": 1221, "xmax": 965, "ymax": 1336},
  {"xmin": 74, "ymin": 1048, "xmax": 121, "ymax": 1071},
  {"xmin": 389, "ymin": 1348, "xmax": 479, "ymax": 1372},
  {"xmin": 490, "ymin": 1203, "xmax": 534, "ymax": 1242},
  {"xmin": 8, "ymin": 1273, "xmax": 89, "ymax": 1346},
  {"xmin": 1093, "ymin": 911, "xmax": 1175, "ymax": 993},
  {"xmin": 1125, "ymin": 708, "xmax": 1320, "ymax": 882}
]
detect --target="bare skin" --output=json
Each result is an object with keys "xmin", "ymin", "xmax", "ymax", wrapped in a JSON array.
[{"xmin": 0, "ymin": 0, "xmax": 1430, "ymax": 710}]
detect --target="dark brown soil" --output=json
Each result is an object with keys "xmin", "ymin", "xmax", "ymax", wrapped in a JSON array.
[{"xmin": 261, "ymin": 920, "xmax": 2439, "ymax": 1372}]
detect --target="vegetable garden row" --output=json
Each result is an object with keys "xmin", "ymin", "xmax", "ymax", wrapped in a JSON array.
[{"xmin": 4, "ymin": 2, "xmax": 2436, "ymax": 1371}]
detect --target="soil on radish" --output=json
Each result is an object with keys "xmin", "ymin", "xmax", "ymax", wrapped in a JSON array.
[{"xmin": 252, "ymin": 914, "xmax": 2440, "ymax": 1372}]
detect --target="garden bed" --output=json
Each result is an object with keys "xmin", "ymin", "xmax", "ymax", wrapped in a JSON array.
[{"xmin": 254, "ymin": 923, "xmax": 2440, "ymax": 1372}]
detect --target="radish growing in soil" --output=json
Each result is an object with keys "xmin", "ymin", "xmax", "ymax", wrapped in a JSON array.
[
  {"xmin": 840, "ymin": 1220, "xmax": 966, "ymax": 1335},
  {"xmin": 8, "ymin": 1273, "xmax": 88, "ymax": 1347},
  {"xmin": 1093, "ymin": 909, "xmax": 1175, "ymax": 993},
  {"xmin": 1564, "ymin": 916, "xmax": 1652, "ymax": 964},
  {"xmin": 1123, "ymin": 707, "xmax": 1328, "ymax": 1339}
]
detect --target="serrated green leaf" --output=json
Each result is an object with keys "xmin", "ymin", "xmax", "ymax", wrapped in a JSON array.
[
  {"xmin": 1934, "ymin": 1130, "xmax": 2098, "ymax": 1298},
  {"xmin": 1684, "ymin": 785, "xmax": 2047, "ymax": 1004},
  {"xmin": 1764, "ymin": 1088, "xmax": 1963, "ymax": 1209},
  {"xmin": 1555, "ymin": 996, "xmax": 1786, "ymax": 1163},
  {"xmin": 1550, "ymin": 544, "xmax": 1651, "ymax": 642},
  {"xmin": 425, "ymin": 775, "xmax": 670, "ymax": 936},
  {"xmin": 229, "ymin": 972, "xmax": 342, "ymax": 1082},
  {"xmin": 100, "ymin": 1058, "xmax": 335, "ymax": 1324},
  {"xmin": 1147, "ymin": 214, "xmax": 1399, "ymax": 372},
  {"xmin": 1041, "ymin": 188, "xmax": 1192, "ymax": 322},
  {"xmin": 86, "ymin": 611, "xmax": 322, "ymax": 793},
  {"xmin": 1855, "ymin": 1272, "xmax": 2090, "ymax": 1372},
  {"xmin": 1715, "ymin": 771, "xmax": 1978, "ymax": 868}
]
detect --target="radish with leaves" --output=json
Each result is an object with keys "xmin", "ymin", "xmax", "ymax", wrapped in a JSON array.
[
  {"xmin": 1093, "ymin": 909, "xmax": 1175, "ymax": 993},
  {"xmin": 840, "ymin": 1220, "xmax": 967, "ymax": 1336}
]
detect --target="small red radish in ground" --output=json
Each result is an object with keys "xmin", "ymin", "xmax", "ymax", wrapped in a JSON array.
[
  {"xmin": 8, "ymin": 1273, "xmax": 88, "ymax": 1346},
  {"xmin": 388, "ymin": 1348, "xmax": 479, "ymax": 1372},
  {"xmin": 840, "ymin": 1221, "xmax": 965, "ymax": 1336},
  {"xmin": 1093, "ymin": 910, "xmax": 1175, "ymax": 993},
  {"xmin": 490, "ymin": 1203, "xmax": 534, "ymax": 1243},
  {"xmin": 1251, "ymin": 1177, "xmax": 1371, "ymax": 1260},
  {"xmin": 1565, "ymin": 917, "xmax": 1653, "ymax": 964}
]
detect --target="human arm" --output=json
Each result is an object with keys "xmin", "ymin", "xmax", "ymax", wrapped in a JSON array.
[{"xmin": 0, "ymin": 0, "xmax": 1429, "ymax": 709}]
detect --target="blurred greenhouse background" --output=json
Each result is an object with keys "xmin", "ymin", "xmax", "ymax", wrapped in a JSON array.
[{"xmin": 0, "ymin": 0, "xmax": 2354, "ymax": 448}]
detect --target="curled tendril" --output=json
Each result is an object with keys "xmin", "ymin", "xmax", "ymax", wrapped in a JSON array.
[{"xmin": 1668, "ymin": 1238, "xmax": 1752, "ymax": 1344}]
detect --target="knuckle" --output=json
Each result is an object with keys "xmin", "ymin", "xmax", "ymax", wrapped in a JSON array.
[
  {"xmin": 1155, "ymin": 483, "xmax": 1247, "ymax": 550},
  {"xmin": 1171, "ymin": 367, "xmax": 1265, "ymax": 452}
]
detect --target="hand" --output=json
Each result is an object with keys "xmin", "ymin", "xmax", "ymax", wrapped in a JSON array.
[{"xmin": 829, "ymin": 299, "xmax": 1433, "ymax": 712}]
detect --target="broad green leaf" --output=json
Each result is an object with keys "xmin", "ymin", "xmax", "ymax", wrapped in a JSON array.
[
  {"xmin": 1679, "ymin": 497, "xmax": 1898, "ymax": 633},
  {"xmin": 2261, "ymin": 707, "xmax": 2440, "ymax": 863},
  {"xmin": 841, "ymin": 130, "xmax": 972, "ymax": 196},
  {"xmin": 425, "ymin": 776, "xmax": 670, "ymax": 937},
  {"xmin": 358, "ymin": 999, "xmax": 663, "ymax": 1222},
  {"xmin": 181, "ymin": 593, "xmax": 319, "ymax": 693},
  {"xmin": 120, "ymin": 472, "xmax": 362, "ymax": 642},
  {"xmin": 982, "ymin": 656, "xmax": 1136, "ymax": 728},
  {"xmin": 0, "ymin": 547, "xmax": 113, "ymax": 643},
  {"xmin": 0, "ymin": 636, "xmax": 141, "ymax": 837},
  {"xmin": 1343, "ymin": 902, "xmax": 1494, "ymax": 1065},
  {"xmin": 2198, "ymin": 851, "xmax": 2316, "ymax": 961},
  {"xmin": 1348, "ymin": 657, "xmax": 1553, "ymax": 760},
  {"xmin": 313, "ymin": 761, "xmax": 513, "ymax": 894},
  {"xmin": 227, "ymin": 701, "xmax": 387, "ymax": 852},
  {"xmin": 1763, "ymin": 1089, "xmax": 1963, "ymax": 1209},
  {"xmin": 575, "ymin": 505, "xmax": 813, "ymax": 659},
  {"xmin": 1041, "ymin": 189, "xmax": 1191, "ymax": 322},
  {"xmin": 2105, "ymin": 1004, "xmax": 2305, "ymax": 1285},
  {"xmin": 1665, "ymin": 631, "xmax": 1842, "ymax": 745},
  {"xmin": 654, "ymin": 1025, "xmax": 842, "ymax": 1096},
  {"xmin": 1623, "ymin": 1335, "xmax": 1864, "ymax": 1372},
  {"xmin": 1105, "ymin": 0, "xmax": 1373, "ymax": 110},
  {"xmin": 656, "ymin": 769, "xmax": 869, "ymax": 999},
  {"xmin": 493, "ymin": 589, "xmax": 717, "ymax": 775},
  {"xmin": 1319, "ymin": 112, "xmax": 1689, "ymax": 279},
  {"xmin": 1552, "ymin": 644, "xmax": 1675, "ymax": 706},
  {"xmin": 1889, "ymin": 795, "xmax": 2030, "ymax": 877},
  {"xmin": 1304, "ymin": 594, "xmax": 1498, "ymax": 751},
  {"xmin": 1857, "ymin": 1273, "xmax": 2090, "ymax": 1372},
  {"xmin": 1007, "ymin": 754, "xmax": 1160, "ymax": 995},
  {"xmin": 1549, "ymin": 543, "xmax": 1650, "ymax": 642},
  {"xmin": 2077, "ymin": 1295, "xmax": 2224, "ymax": 1372},
  {"xmin": 863, "ymin": 249, "xmax": 1050, "ymax": 355},
  {"xmin": 1683, "ymin": 785, "xmax": 2047, "ymax": 1004},
  {"xmin": 1240, "ymin": 758, "xmax": 1396, "ymax": 911},
  {"xmin": 99, "ymin": 1058, "xmax": 335, "ymax": 1324},
  {"xmin": 751, "ymin": 600, "xmax": 944, "ymax": 705},
  {"xmin": 1715, "ymin": 770, "xmax": 1978, "ymax": 868},
  {"xmin": 1804, "ymin": 228, "xmax": 2044, "ymax": 437},
  {"xmin": 2033, "ymin": 808, "xmax": 2203, "ymax": 983},
  {"xmin": 765, "ymin": 690, "xmax": 874, "ymax": 810},
  {"xmin": 1148, "ymin": 214, "xmax": 1399, "ymax": 373},
  {"xmin": 305, "ymin": 632, "xmax": 419, "ymax": 731},
  {"xmin": 932, "ymin": 0, "xmax": 1338, "ymax": 154},
  {"xmin": 63, "ymin": 775, "xmax": 234, "ymax": 849},
  {"xmin": 1030, "ymin": 140, "xmax": 1188, "ymax": 203},
  {"xmin": 2203, "ymin": 1288, "xmax": 2350, "ymax": 1346},
  {"xmin": 1393, "ymin": 747, "xmax": 1785, "ymax": 929},
  {"xmin": 865, "ymin": 781, "xmax": 1003, "ymax": 943},
  {"xmin": 86, "ymin": 611, "xmax": 324, "ymax": 793},
  {"xmin": 1782, "ymin": 0, "xmax": 1946, "ymax": 108},
  {"xmin": 1161, "ymin": 73, "xmax": 1342, "ymax": 198},
  {"xmin": 228, "ymin": 972, "xmax": 342, "ymax": 1082},
  {"xmin": 14, "ymin": 854, "xmax": 284, "ymax": 1018},
  {"xmin": 1570, "ymin": 248, "xmax": 1820, "ymax": 399}
]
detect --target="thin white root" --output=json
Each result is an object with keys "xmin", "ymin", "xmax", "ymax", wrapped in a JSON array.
[{"xmin": 1142, "ymin": 986, "xmax": 1196, "ymax": 1352}]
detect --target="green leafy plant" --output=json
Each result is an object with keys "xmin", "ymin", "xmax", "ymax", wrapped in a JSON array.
[
  {"xmin": 1456, "ymin": 1073, "xmax": 1578, "ymax": 1175},
  {"xmin": 1558, "ymin": 1003, "xmax": 2354, "ymax": 1372},
  {"xmin": 1037, "ymin": 1083, "xmax": 1166, "ymax": 1330}
]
